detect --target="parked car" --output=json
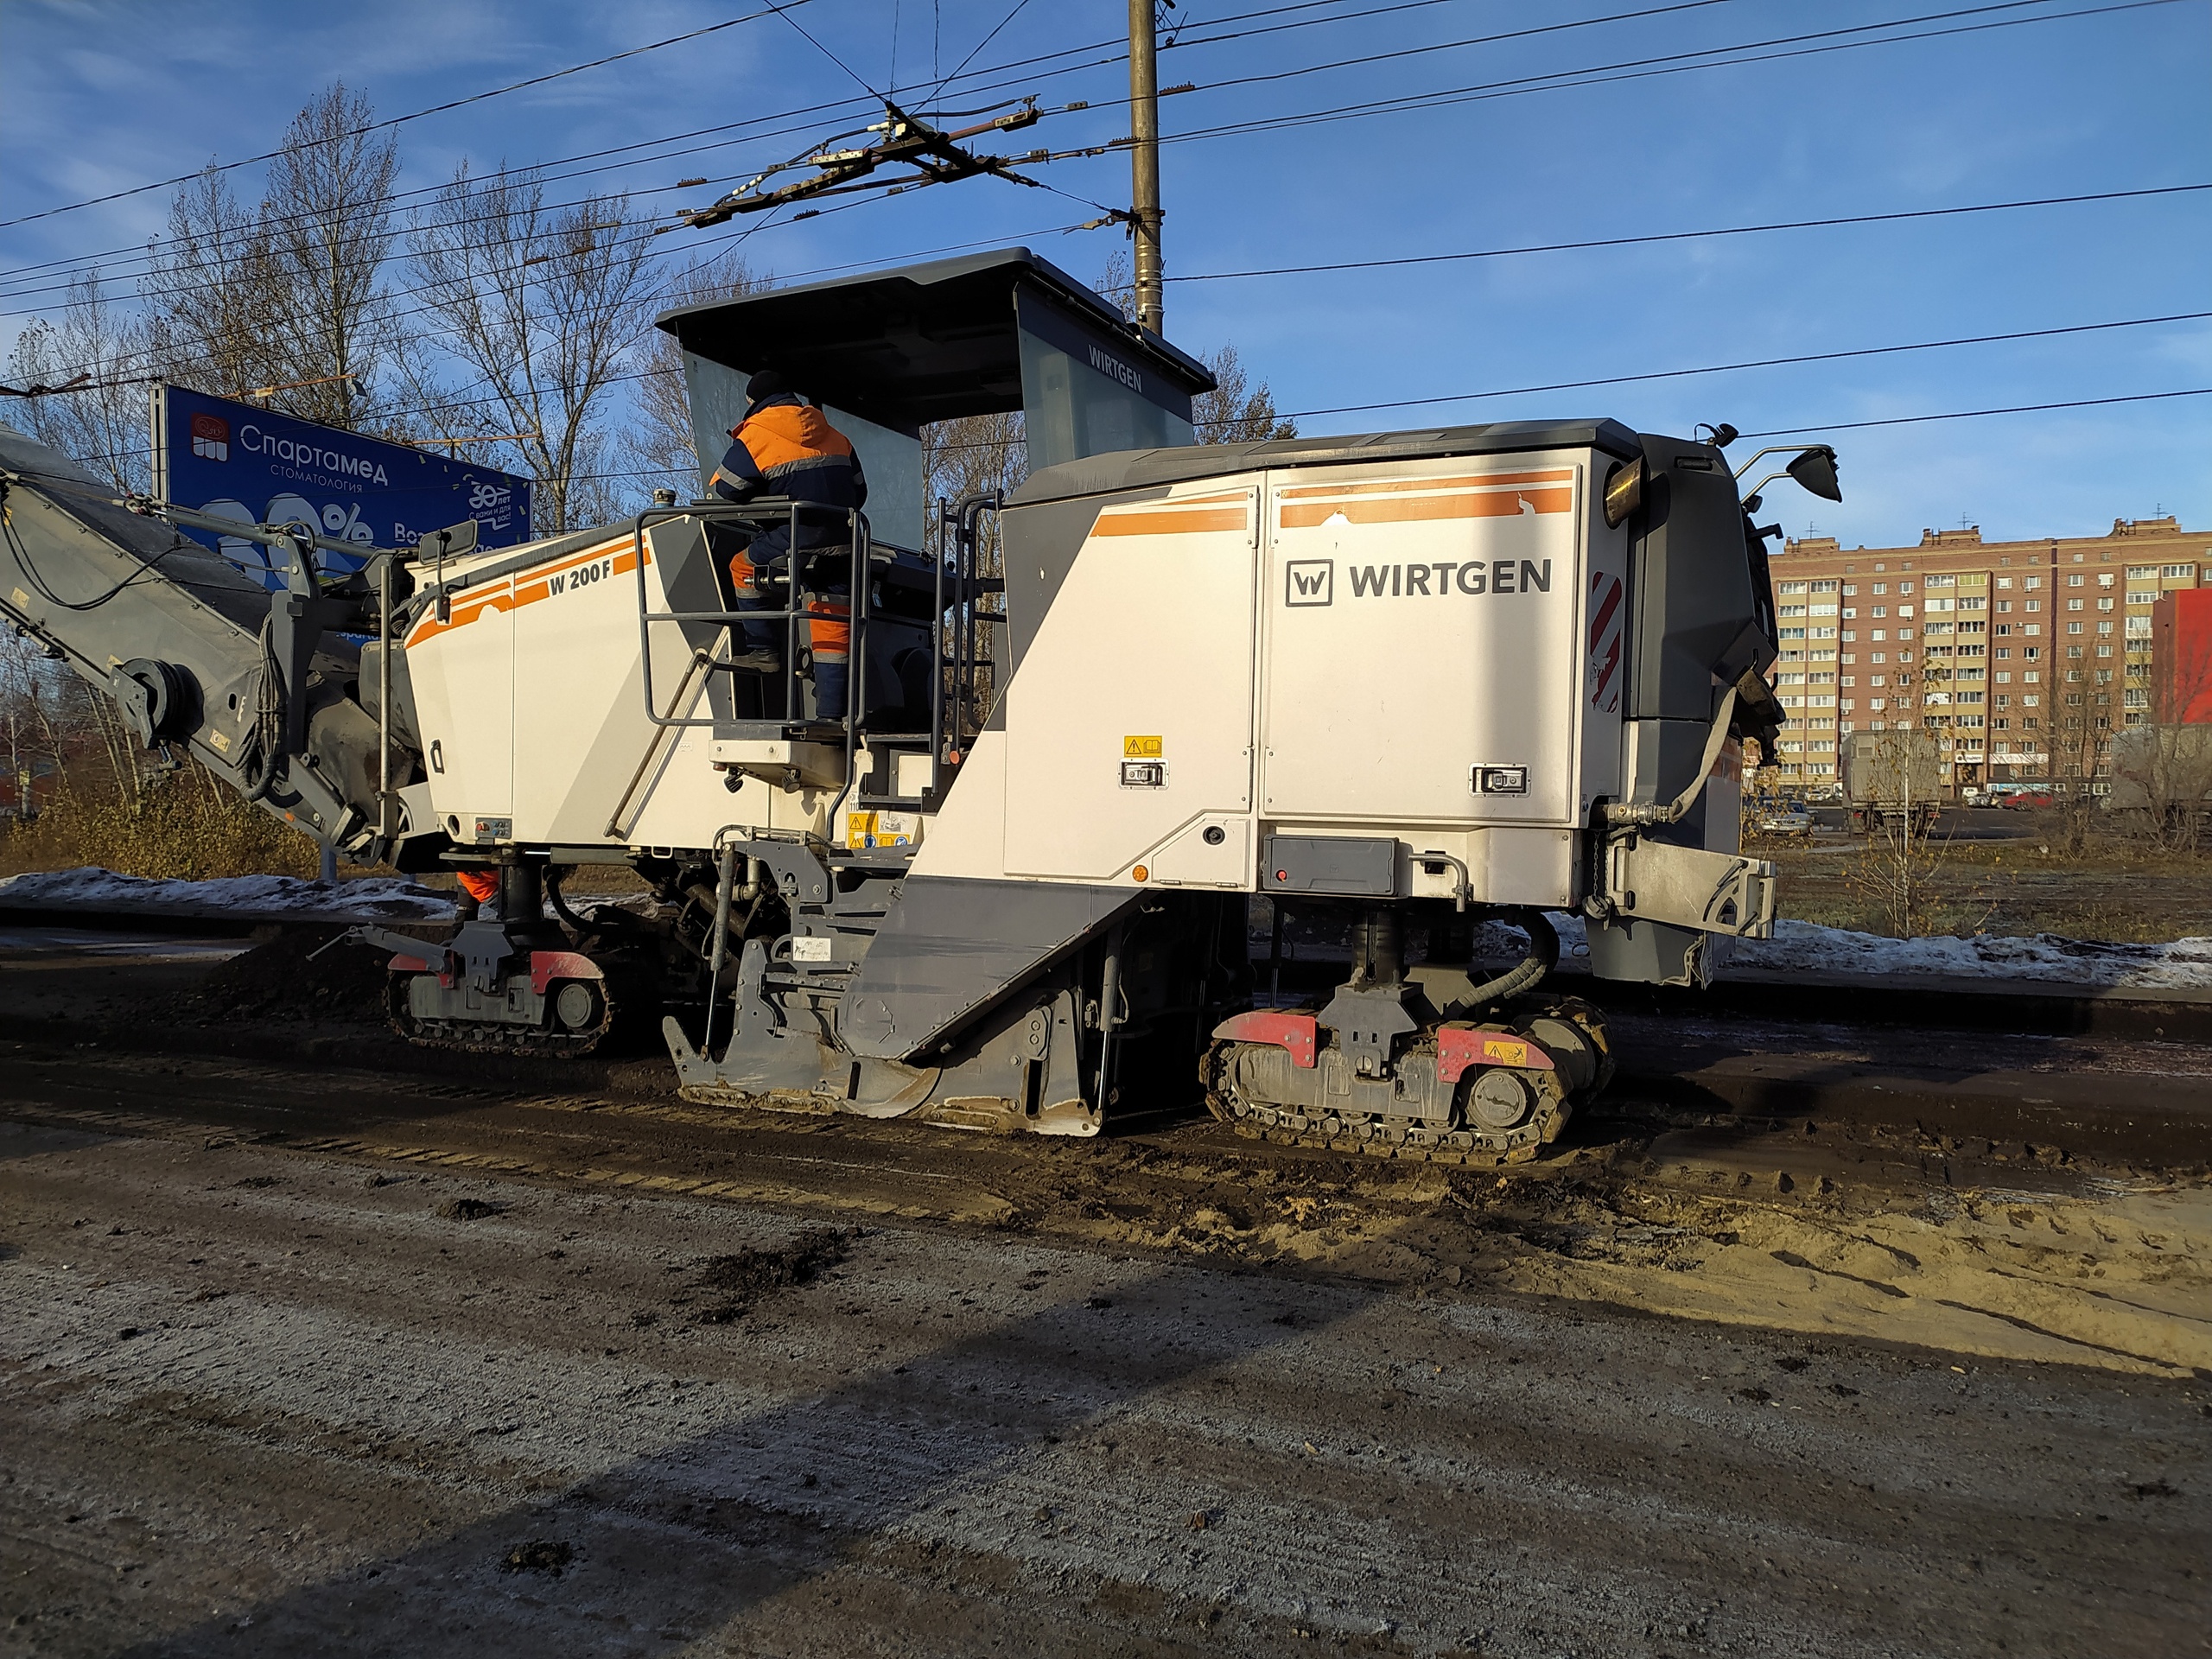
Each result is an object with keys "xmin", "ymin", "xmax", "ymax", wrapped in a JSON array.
[
  {"xmin": 1755, "ymin": 805, "xmax": 1814, "ymax": 836},
  {"xmin": 2002, "ymin": 791, "xmax": 2056, "ymax": 808}
]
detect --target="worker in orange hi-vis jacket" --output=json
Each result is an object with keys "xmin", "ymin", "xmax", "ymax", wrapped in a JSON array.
[
  {"xmin": 454, "ymin": 868, "xmax": 500, "ymax": 920},
  {"xmin": 709, "ymin": 369, "xmax": 868, "ymax": 721}
]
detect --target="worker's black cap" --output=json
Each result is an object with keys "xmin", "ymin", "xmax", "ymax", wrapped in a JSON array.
[{"xmin": 745, "ymin": 369, "xmax": 792, "ymax": 403}]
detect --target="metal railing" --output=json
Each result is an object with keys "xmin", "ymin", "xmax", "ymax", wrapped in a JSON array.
[{"xmin": 626, "ymin": 497, "xmax": 1002, "ymax": 840}]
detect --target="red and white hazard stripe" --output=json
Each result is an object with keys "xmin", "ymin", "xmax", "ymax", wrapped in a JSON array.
[{"xmin": 1587, "ymin": 570, "xmax": 1624, "ymax": 715}]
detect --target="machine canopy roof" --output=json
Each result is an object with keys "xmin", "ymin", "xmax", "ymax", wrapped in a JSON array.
[{"xmin": 652, "ymin": 247, "xmax": 1215, "ymax": 435}]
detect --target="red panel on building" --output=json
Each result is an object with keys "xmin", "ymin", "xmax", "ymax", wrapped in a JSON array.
[{"xmin": 2152, "ymin": 590, "xmax": 2212, "ymax": 723}]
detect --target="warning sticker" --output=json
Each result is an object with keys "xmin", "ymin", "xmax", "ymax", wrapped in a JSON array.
[{"xmin": 1123, "ymin": 735, "xmax": 1163, "ymax": 758}]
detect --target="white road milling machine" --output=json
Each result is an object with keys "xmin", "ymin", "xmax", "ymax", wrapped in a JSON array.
[{"xmin": 0, "ymin": 250, "xmax": 1814, "ymax": 1162}]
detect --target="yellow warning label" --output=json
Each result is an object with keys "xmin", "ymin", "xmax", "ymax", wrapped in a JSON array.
[
  {"xmin": 1123, "ymin": 735, "xmax": 1163, "ymax": 758},
  {"xmin": 10, "ymin": 588, "xmax": 29, "ymax": 613},
  {"xmin": 207, "ymin": 729, "xmax": 232, "ymax": 753}
]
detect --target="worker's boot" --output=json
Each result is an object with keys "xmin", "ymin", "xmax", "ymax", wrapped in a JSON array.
[{"xmin": 728, "ymin": 648, "xmax": 779, "ymax": 672}]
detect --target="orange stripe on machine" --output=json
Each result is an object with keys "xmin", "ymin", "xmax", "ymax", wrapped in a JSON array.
[
  {"xmin": 1279, "ymin": 486, "xmax": 1573, "ymax": 529},
  {"xmin": 1091, "ymin": 506, "xmax": 1250, "ymax": 537},
  {"xmin": 1277, "ymin": 469, "xmax": 1573, "ymax": 499},
  {"xmin": 405, "ymin": 538, "xmax": 653, "ymax": 646}
]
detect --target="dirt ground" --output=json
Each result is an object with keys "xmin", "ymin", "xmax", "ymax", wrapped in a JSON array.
[{"xmin": 3, "ymin": 934, "xmax": 2210, "ymax": 1656}]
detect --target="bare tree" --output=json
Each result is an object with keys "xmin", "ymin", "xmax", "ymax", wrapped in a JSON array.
[
  {"xmin": 146, "ymin": 85, "xmax": 404, "ymax": 431},
  {"xmin": 257, "ymin": 83, "xmax": 402, "ymax": 430},
  {"xmin": 623, "ymin": 253, "xmax": 768, "ymax": 497},
  {"xmin": 409, "ymin": 163, "xmax": 658, "ymax": 532},
  {"xmin": 2110, "ymin": 624, "xmax": 2212, "ymax": 850},
  {"xmin": 2049, "ymin": 657, "xmax": 2113, "ymax": 855},
  {"xmin": 1193, "ymin": 342, "xmax": 1297, "ymax": 443},
  {"xmin": 925, "ymin": 411, "xmax": 1028, "ymax": 521},
  {"xmin": 144, "ymin": 163, "xmax": 281, "ymax": 407},
  {"xmin": 3, "ymin": 272, "xmax": 157, "ymax": 493}
]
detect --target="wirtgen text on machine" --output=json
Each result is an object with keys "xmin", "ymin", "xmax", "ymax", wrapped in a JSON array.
[{"xmin": 1283, "ymin": 557, "xmax": 1556, "ymax": 605}]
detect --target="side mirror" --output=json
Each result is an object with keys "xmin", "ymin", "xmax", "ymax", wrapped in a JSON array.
[
  {"xmin": 1787, "ymin": 445, "xmax": 1842, "ymax": 502},
  {"xmin": 432, "ymin": 518, "xmax": 480, "ymax": 557}
]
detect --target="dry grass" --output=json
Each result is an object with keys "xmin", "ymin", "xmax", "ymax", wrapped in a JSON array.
[
  {"xmin": 1762, "ymin": 823, "xmax": 2212, "ymax": 942},
  {"xmin": 0, "ymin": 767, "xmax": 321, "ymax": 882}
]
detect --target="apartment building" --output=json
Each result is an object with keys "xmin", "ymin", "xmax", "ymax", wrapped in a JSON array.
[{"xmin": 1761, "ymin": 516, "xmax": 2211, "ymax": 792}]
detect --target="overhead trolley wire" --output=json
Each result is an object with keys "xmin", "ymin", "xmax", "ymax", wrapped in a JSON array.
[
  {"xmin": 0, "ymin": 0, "xmax": 1739, "ymax": 296},
  {"xmin": 1738, "ymin": 387, "xmax": 2212, "ymax": 438},
  {"xmin": 1157, "ymin": 0, "xmax": 2190, "ymax": 150},
  {"xmin": 1170, "ymin": 182, "xmax": 2212, "ymax": 284},
  {"xmin": 0, "ymin": 2, "xmax": 821, "ymax": 232},
  {"xmin": 10, "ymin": 163, "xmax": 2198, "ymax": 395},
  {"xmin": 1266, "ymin": 309, "xmax": 2212, "ymax": 422},
  {"xmin": 0, "ymin": 0, "xmax": 1385, "ymax": 270}
]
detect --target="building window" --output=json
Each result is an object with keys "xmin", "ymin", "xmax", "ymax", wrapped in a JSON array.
[
  {"xmin": 2164, "ymin": 563, "xmax": 2192, "ymax": 578},
  {"xmin": 2068, "ymin": 575, "xmax": 2085, "ymax": 587}
]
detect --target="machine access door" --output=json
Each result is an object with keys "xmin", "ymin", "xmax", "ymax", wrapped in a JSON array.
[
  {"xmin": 1003, "ymin": 485, "xmax": 1260, "ymax": 881},
  {"xmin": 1258, "ymin": 458, "xmax": 1586, "ymax": 828}
]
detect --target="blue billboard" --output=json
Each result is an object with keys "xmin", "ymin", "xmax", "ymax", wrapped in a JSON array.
[{"xmin": 154, "ymin": 385, "xmax": 531, "ymax": 588}]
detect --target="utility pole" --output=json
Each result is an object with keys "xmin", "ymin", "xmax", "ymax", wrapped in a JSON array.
[{"xmin": 1128, "ymin": 0, "xmax": 1164, "ymax": 334}]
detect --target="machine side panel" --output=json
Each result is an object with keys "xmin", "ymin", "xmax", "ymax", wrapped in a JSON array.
[
  {"xmin": 993, "ymin": 492, "xmax": 1121, "ymax": 721},
  {"xmin": 1578, "ymin": 481, "xmax": 1631, "ymax": 815},
  {"xmin": 1001, "ymin": 486, "xmax": 1259, "ymax": 880},
  {"xmin": 1624, "ymin": 435, "xmax": 1764, "ymax": 724},
  {"xmin": 839, "ymin": 874, "xmax": 1140, "ymax": 1062},
  {"xmin": 1258, "ymin": 455, "xmax": 1586, "ymax": 828},
  {"xmin": 507, "ymin": 524, "xmax": 728, "ymax": 845},
  {"xmin": 405, "ymin": 575, "xmax": 515, "ymax": 830}
]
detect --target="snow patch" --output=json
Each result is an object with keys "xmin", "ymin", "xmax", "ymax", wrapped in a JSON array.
[
  {"xmin": 1533, "ymin": 911, "xmax": 2212, "ymax": 990},
  {"xmin": 0, "ymin": 867, "xmax": 454, "ymax": 920}
]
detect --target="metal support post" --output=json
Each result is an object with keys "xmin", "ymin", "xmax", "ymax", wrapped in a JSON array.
[{"xmin": 1127, "ymin": 0, "xmax": 1164, "ymax": 334}]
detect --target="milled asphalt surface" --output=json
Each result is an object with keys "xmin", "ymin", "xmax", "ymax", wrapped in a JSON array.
[{"xmin": 2, "ymin": 929, "xmax": 2209, "ymax": 1656}]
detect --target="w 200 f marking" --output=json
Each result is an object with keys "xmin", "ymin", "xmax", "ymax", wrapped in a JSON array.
[
  {"xmin": 1348, "ymin": 559, "xmax": 1553, "ymax": 599},
  {"xmin": 547, "ymin": 558, "xmax": 615, "ymax": 596}
]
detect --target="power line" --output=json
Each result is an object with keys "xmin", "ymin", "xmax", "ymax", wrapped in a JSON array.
[
  {"xmin": 1158, "ymin": 0, "xmax": 2188, "ymax": 150},
  {"xmin": 0, "ymin": 0, "xmax": 1610, "ymax": 293},
  {"xmin": 1737, "ymin": 387, "xmax": 2212, "ymax": 439},
  {"xmin": 0, "ymin": 3, "xmax": 819, "ymax": 233},
  {"xmin": 1171, "ymin": 182, "xmax": 2212, "ymax": 283},
  {"xmin": 1268, "ymin": 309, "xmax": 2212, "ymax": 421},
  {"xmin": 767, "ymin": 3, "xmax": 887, "ymax": 99}
]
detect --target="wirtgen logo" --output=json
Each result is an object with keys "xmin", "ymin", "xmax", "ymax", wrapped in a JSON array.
[
  {"xmin": 1282, "ymin": 556, "xmax": 1555, "ymax": 606},
  {"xmin": 1285, "ymin": 559, "xmax": 1333, "ymax": 606}
]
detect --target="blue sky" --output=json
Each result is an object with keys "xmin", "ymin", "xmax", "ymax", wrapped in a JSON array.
[{"xmin": 2, "ymin": 0, "xmax": 2206, "ymax": 546}]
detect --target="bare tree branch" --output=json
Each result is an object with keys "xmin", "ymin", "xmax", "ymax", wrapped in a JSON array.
[{"xmin": 409, "ymin": 163, "xmax": 658, "ymax": 531}]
